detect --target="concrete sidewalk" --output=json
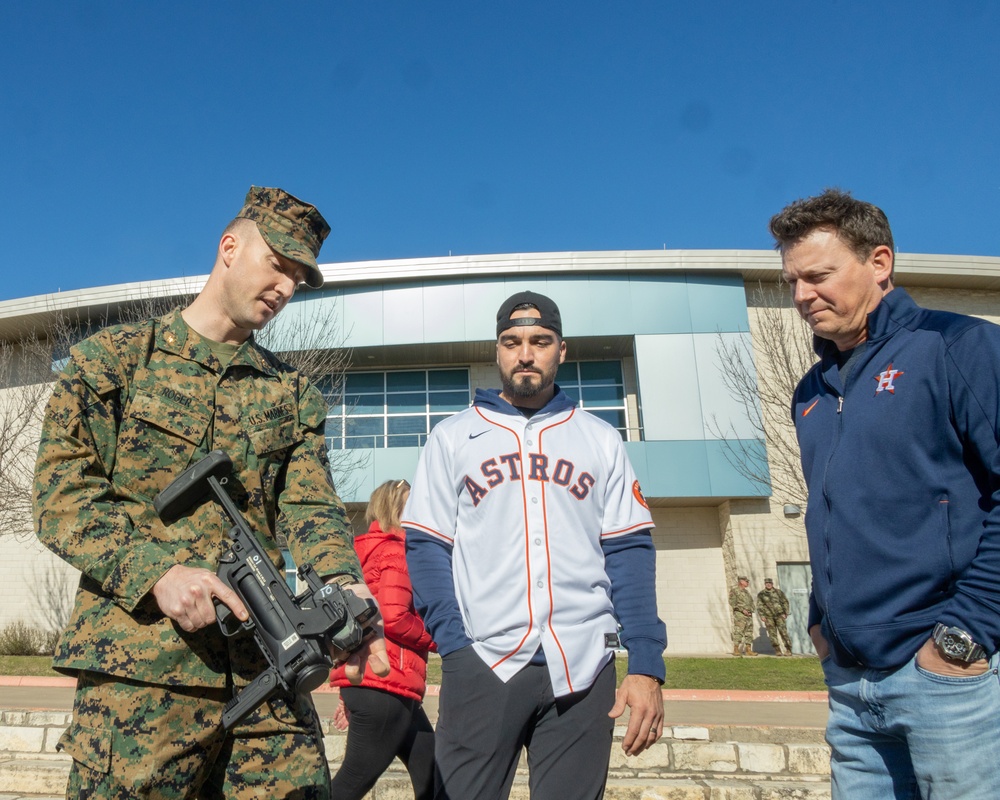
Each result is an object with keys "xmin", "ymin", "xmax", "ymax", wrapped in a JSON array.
[{"xmin": 0, "ymin": 675, "xmax": 829, "ymax": 729}]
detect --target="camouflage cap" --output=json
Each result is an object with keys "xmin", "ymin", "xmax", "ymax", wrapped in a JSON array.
[
  {"xmin": 235, "ymin": 186, "xmax": 330, "ymax": 288},
  {"xmin": 764, "ymin": 577, "xmax": 774, "ymax": 584},
  {"xmin": 738, "ymin": 575, "xmax": 749, "ymax": 582}
]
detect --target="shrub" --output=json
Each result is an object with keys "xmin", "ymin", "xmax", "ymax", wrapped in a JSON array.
[
  {"xmin": 0, "ymin": 621, "xmax": 44, "ymax": 656},
  {"xmin": 40, "ymin": 628, "xmax": 62, "ymax": 656}
]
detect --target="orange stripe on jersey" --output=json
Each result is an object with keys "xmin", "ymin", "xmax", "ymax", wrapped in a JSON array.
[
  {"xmin": 402, "ymin": 521, "xmax": 454, "ymax": 544},
  {"xmin": 537, "ymin": 415, "xmax": 576, "ymax": 692},
  {"xmin": 478, "ymin": 410, "xmax": 539, "ymax": 671},
  {"xmin": 601, "ymin": 521, "xmax": 653, "ymax": 538}
]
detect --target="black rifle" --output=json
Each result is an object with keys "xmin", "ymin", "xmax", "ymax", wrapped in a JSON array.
[{"xmin": 154, "ymin": 450, "xmax": 380, "ymax": 729}]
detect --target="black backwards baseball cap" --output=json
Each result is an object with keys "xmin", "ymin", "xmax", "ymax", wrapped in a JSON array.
[{"xmin": 496, "ymin": 290, "xmax": 562, "ymax": 338}]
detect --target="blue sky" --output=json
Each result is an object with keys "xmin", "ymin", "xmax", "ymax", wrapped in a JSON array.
[{"xmin": 1, "ymin": 2, "xmax": 997, "ymax": 302}]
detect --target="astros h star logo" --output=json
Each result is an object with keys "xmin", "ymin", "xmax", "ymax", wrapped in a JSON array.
[{"xmin": 874, "ymin": 363, "xmax": 904, "ymax": 395}]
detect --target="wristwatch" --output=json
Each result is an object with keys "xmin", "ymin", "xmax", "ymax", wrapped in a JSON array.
[{"xmin": 932, "ymin": 623, "xmax": 987, "ymax": 663}]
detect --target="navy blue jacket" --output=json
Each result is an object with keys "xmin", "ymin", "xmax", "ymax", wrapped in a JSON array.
[{"xmin": 793, "ymin": 288, "xmax": 1000, "ymax": 669}]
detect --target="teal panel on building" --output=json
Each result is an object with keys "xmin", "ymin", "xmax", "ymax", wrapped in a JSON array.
[
  {"xmin": 686, "ymin": 274, "xmax": 753, "ymax": 333},
  {"xmin": 335, "ymin": 440, "xmax": 767, "ymax": 505},
  {"xmin": 281, "ymin": 272, "xmax": 751, "ymax": 351},
  {"xmin": 625, "ymin": 440, "xmax": 768, "ymax": 499},
  {"xmin": 333, "ymin": 447, "xmax": 422, "ymax": 505}
]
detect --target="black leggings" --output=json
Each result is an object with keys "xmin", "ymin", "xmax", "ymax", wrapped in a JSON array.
[{"xmin": 330, "ymin": 686, "xmax": 436, "ymax": 800}]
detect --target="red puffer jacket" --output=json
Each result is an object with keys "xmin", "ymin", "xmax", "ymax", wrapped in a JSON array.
[{"xmin": 329, "ymin": 522, "xmax": 435, "ymax": 701}]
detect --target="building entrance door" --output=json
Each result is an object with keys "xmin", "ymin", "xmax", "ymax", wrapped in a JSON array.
[{"xmin": 776, "ymin": 562, "xmax": 815, "ymax": 656}]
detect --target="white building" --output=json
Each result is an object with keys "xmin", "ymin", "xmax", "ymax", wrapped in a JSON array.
[{"xmin": 3, "ymin": 249, "xmax": 998, "ymax": 654}]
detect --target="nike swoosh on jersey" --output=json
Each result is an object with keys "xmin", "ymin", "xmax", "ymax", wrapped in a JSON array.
[
  {"xmin": 468, "ymin": 430, "xmax": 490, "ymax": 439},
  {"xmin": 801, "ymin": 399, "xmax": 820, "ymax": 417}
]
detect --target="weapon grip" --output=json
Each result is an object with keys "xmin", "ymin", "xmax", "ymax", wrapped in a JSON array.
[
  {"xmin": 221, "ymin": 668, "xmax": 281, "ymax": 730},
  {"xmin": 215, "ymin": 600, "xmax": 253, "ymax": 638}
]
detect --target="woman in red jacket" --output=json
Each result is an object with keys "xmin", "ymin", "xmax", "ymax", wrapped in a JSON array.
[{"xmin": 330, "ymin": 479, "xmax": 436, "ymax": 800}]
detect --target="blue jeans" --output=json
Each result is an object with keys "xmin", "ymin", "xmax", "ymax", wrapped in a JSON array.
[{"xmin": 823, "ymin": 651, "xmax": 1000, "ymax": 799}]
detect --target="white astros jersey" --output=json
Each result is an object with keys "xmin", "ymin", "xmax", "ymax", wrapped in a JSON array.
[{"xmin": 402, "ymin": 395, "xmax": 653, "ymax": 697}]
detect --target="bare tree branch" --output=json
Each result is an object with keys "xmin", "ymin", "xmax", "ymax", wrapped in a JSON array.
[
  {"xmin": 256, "ymin": 301, "xmax": 369, "ymax": 502},
  {"xmin": 0, "ymin": 333, "xmax": 57, "ymax": 540},
  {"xmin": 0, "ymin": 290, "xmax": 361, "ymax": 541},
  {"xmin": 710, "ymin": 282, "xmax": 817, "ymax": 512}
]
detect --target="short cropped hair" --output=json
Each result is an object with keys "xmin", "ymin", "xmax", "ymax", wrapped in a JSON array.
[
  {"xmin": 222, "ymin": 216, "xmax": 255, "ymax": 237},
  {"xmin": 769, "ymin": 188, "xmax": 894, "ymax": 263},
  {"xmin": 365, "ymin": 479, "xmax": 411, "ymax": 531}
]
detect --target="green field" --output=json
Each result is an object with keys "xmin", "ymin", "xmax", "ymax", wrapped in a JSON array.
[
  {"xmin": 0, "ymin": 656, "xmax": 66, "ymax": 678},
  {"xmin": 425, "ymin": 654, "xmax": 825, "ymax": 692},
  {"xmin": 4, "ymin": 654, "xmax": 825, "ymax": 692}
]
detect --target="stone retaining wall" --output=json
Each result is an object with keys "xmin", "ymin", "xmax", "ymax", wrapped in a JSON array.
[{"xmin": 0, "ymin": 708, "xmax": 831, "ymax": 799}]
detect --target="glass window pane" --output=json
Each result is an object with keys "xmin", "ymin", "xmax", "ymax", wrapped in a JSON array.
[
  {"xmin": 388, "ymin": 433, "xmax": 424, "ymax": 448},
  {"xmin": 386, "ymin": 371, "xmax": 426, "ymax": 391},
  {"xmin": 345, "ymin": 393, "xmax": 384, "ymax": 415},
  {"xmin": 346, "ymin": 417, "xmax": 384, "ymax": 436},
  {"xmin": 386, "ymin": 392, "xmax": 425, "ymax": 413},
  {"xmin": 578, "ymin": 361, "xmax": 622, "ymax": 385},
  {"xmin": 324, "ymin": 398, "xmax": 344, "ymax": 416},
  {"xmin": 388, "ymin": 416, "xmax": 428, "ymax": 435},
  {"xmin": 582, "ymin": 385, "xmax": 624, "ymax": 404},
  {"xmin": 345, "ymin": 435, "xmax": 382, "ymax": 449},
  {"xmin": 432, "ymin": 390, "xmax": 469, "ymax": 412},
  {"xmin": 561, "ymin": 385, "xmax": 580, "ymax": 403},
  {"xmin": 556, "ymin": 363, "xmax": 578, "ymax": 382},
  {"xmin": 429, "ymin": 415, "xmax": 450, "ymax": 431},
  {"xmin": 345, "ymin": 373, "xmax": 384, "ymax": 393},
  {"xmin": 315, "ymin": 376, "xmax": 336, "ymax": 395},
  {"xmin": 336, "ymin": 369, "xmax": 470, "ymax": 449},
  {"xmin": 428, "ymin": 369, "xmax": 469, "ymax": 391}
]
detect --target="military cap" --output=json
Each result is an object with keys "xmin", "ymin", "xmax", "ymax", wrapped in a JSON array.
[
  {"xmin": 235, "ymin": 186, "xmax": 330, "ymax": 288},
  {"xmin": 764, "ymin": 577, "xmax": 774, "ymax": 584},
  {"xmin": 737, "ymin": 575, "xmax": 749, "ymax": 582},
  {"xmin": 496, "ymin": 290, "xmax": 562, "ymax": 338}
]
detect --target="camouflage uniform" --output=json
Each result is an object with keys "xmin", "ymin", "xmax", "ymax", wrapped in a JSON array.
[
  {"xmin": 728, "ymin": 581, "xmax": 755, "ymax": 654},
  {"xmin": 756, "ymin": 582, "xmax": 792, "ymax": 655},
  {"xmin": 34, "ymin": 300, "xmax": 358, "ymax": 796}
]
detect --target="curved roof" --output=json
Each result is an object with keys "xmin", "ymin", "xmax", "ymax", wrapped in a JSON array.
[{"xmin": 2, "ymin": 248, "xmax": 998, "ymax": 341}]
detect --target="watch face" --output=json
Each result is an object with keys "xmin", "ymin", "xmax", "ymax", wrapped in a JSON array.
[{"xmin": 941, "ymin": 633, "xmax": 971, "ymax": 658}]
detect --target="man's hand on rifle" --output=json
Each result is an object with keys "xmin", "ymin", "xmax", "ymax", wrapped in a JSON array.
[
  {"xmin": 328, "ymin": 581, "xmax": 390, "ymax": 683},
  {"xmin": 152, "ymin": 564, "xmax": 249, "ymax": 633}
]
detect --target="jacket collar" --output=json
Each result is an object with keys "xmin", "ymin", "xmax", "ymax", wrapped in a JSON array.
[
  {"xmin": 814, "ymin": 287, "xmax": 918, "ymax": 363},
  {"xmin": 155, "ymin": 309, "xmax": 278, "ymax": 376},
  {"xmin": 473, "ymin": 386, "xmax": 577, "ymax": 418}
]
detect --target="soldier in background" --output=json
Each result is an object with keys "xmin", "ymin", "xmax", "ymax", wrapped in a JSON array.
[
  {"xmin": 729, "ymin": 576, "xmax": 757, "ymax": 657},
  {"xmin": 757, "ymin": 578, "xmax": 792, "ymax": 656},
  {"xmin": 33, "ymin": 186, "xmax": 388, "ymax": 799}
]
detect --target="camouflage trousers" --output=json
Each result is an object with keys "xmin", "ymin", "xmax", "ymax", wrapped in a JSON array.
[
  {"xmin": 760, "ymin": 614, "xmax": 792, "ymax": 654},
  {"xmin": 59, "ymin": 671, "xmax": 330, "ymax": 800},
  {"xmin": 731, "ymin": 613, "xmax": 753, "ymax": 648}
]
